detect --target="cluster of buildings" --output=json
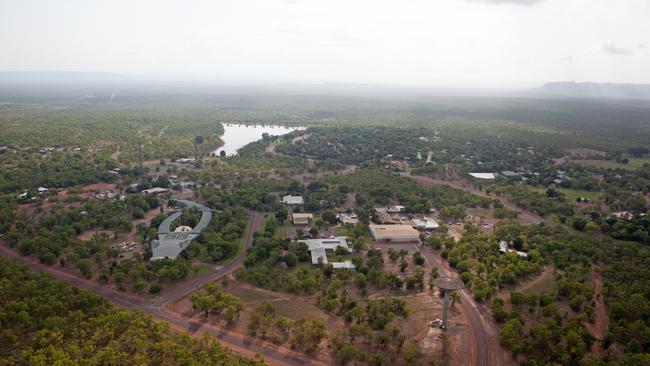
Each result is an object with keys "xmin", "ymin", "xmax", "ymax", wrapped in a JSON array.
[
  {"xmin": 373, "ymin": 207, "xmax": 440, "ymax": 237},
  {"xmin": 17, "ymin": 187, "xmax": 49, "ymax": 200},
  {"xmin": 281, "ymin": 192, "xmax": 439, "ymax": 268},
  {"xmin": 337, "ymin": 212, "xmax": 358, "ymax": 225},
  {"xmin": 94, "ymin": 190, "xmax": 126, "ymax": 200}
]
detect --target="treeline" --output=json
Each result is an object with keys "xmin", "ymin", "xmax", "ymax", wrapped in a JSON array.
[
  {"xmin": 247, "ymin": 302, "xmax": 326, "ymax": 354},
  {"xmin": 0, "ymin": 104, "xmax": 224, "ymax": 162},
  {"xmin": 0, "ymin": 150, "xmax": 119, "ymax": 192},
  {"xmin": 275, "ymin": 126, "xmax": 436, "ymax": 164},
  {"xmin": 189, "ymin": 207, "xmax": 250, "ymax": 263}
]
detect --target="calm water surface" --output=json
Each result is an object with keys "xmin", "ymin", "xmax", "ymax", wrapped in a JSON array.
[{"xmin": 213, "ymin": 124, "xmax": 304, "ymax": 156}]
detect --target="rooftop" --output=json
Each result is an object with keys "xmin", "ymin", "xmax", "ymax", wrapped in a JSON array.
[
  {"xmin": 142, "ymin": 187, "xmax": 168, "ymax": 194},
  {"xmin": 292, "ymin": 213, "xmax": 313, "ymax": 219},
  {"xmin": 151, "ymin": 199, "xmax": 213, "ymax": 261},
  {"xmin": 369, "ymin": 224, "xmax": 420, "ymax": 240},
  {"xmin": 412, "ymin": 218, "xmax": 440, "ymax": 229},
  {"xmin": 469, "ymin": 172, "xmax": 496, "ymax": 180},
  {"xmin": 501, "ymin": 170, "xmax": 519, "ymax": 177},
  {"xmin": 298, "ymin": 237, "xmax": 355, "ymax": 269},
  {"xmin": 282, "ymin": 195, "xmax": 304, "ymax": 205},
  {"xmin": 498, "ymin": 241, "xmax": 528, "ymax": 258}
]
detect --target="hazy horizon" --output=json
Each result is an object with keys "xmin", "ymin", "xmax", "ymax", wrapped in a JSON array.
[{"xmin": 2, "ymin": 0, "xmax": 649, "ymax": 89}]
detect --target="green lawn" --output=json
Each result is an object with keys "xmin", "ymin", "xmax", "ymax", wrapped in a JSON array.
[
  {"xmin": 187, "ymin": 264, "xmax": 213, "ymax": 279},
  {"xmin": 273, "ymin": 222, "xmax": 290, "ymax": 239},
  {"xmin": 529, "ymin": 186, "xmax": 603, "ymax": 201},
  {"xmin": 519, "ymin": 269, "xmax": 556, "ymax": 295},
  {"xmin": 574, "ymin": 157, "xmax": 650, "ymax": 170},
  {"xmin": 335, "ymin": 226, "xmax": 350, "ymax": 236}
]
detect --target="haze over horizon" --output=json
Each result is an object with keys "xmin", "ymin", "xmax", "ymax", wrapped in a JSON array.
[{"xmin": 1, "ymin": 0, "xmax": 649, "ymax": 89}]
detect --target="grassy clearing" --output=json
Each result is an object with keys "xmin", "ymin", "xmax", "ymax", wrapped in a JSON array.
[
  {"xmin": 226, "ymin": 283, "xmax": 330, "ymax": 322},
  {"xmin": 273, "ymin": 222, "xmax": 290, "ymax": 239},
  {"xmin": 273, "ymin": 299, "xmax": 327, "ymax": 320},
  {"xmin": 519, "ymin": 268, "xmax": 556, "ymax": 295},
  {"xmin": 227, "ymin": 285, "xmax": 286, "ymax": 303},
  {"xmin": 335, "ymin": 226, "xmax": 351, "ymax": 236},
  {"xmin": 187, "ymin": 264, "xmax": 213, "ymax": 279},
  {"xmin": 529, "ymin": 186, "xmax": 603, "ymax": 201},
  {"xmin": 574, "ymin": 157, "xmax": 650, "ymax": 170}
]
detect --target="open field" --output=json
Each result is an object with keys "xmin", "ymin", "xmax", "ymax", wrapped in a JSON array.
[
  {"xmin": 529, "ymin": 186, "xmax": 604, "ymax": 201},
  {"xmin": 574, "ymin": 157, "xmax": 650, "ymax": 170}
]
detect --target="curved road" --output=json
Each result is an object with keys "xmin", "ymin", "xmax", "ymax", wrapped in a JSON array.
[
  {"xmin": 0, "ymin": 211, "xmax": 327, "ymax": 366},
  {"xmin": 419, "ymin": 245, "xmax": 492, "ymax": 366},
  {"xmin": 403, "ymin": 173, "xmax": 517, "ymax": 366}
]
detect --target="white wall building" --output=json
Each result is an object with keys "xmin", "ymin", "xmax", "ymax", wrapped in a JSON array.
[
  {"xmin": 282, "ymin": 195, "xmax": 304, "ymax": 205},
  {"xmin": 298, "ymin": 237, "xmax": 355, "ymax": 269}
]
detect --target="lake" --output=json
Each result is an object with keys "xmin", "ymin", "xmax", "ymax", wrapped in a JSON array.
[{"xmin": 213, "ymin": 123, "xmax": 304, "ymax": 157}]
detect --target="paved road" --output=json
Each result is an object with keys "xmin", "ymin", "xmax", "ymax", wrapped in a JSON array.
[
  {"xmin": 0, "ymin": 211, "xmax": 326, "ymax": 366},
  {"xmin": 418, "ymin": 245, "xmax": 491, "ymax": 366},
  {"xmin": 402, "ymin": 172, "xmax": 515, "ymax": 366}
]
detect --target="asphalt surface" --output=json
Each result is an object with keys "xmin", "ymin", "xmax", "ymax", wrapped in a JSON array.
[
  {"xmin": 0, "ymin": 211, "xmax": 326, "ymax": 366},
  {"xmin": 419, "ymin": 245, "xmax": 491, "ymax": 366}
]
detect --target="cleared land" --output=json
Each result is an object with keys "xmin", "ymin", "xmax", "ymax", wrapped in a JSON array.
[
  {"xmin": 574, "ymin": 157, "xmax": 650, "ymax": 170},
  {"xmin": 528, "ymin": 187, "xmax": 604, "ymax": 201}
]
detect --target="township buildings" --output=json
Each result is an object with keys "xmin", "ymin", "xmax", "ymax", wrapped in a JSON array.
[
  {"xmin": 369, "ymin": 224, "xmax": 420, "ymax": 242},
  {"xmin": 150, "ymin": 199, "xmax": 212, "ymax": 261},
  {"xmin": 292, "ymin": 213, "xmax": 313, "ymax": 225},
  {"xmin": 298, "ymin": 236, "xmax": 356, "ymax": 269}
]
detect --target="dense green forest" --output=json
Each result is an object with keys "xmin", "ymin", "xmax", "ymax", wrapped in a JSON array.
[{"xmin": 0, "ymin": 257, "xmax": 263, "ymax": 365}]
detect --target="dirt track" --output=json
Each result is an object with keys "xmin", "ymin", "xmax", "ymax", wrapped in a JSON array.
[{"xmin": 402, "ymin": 173, "xmax": 544, "ymax": 225}]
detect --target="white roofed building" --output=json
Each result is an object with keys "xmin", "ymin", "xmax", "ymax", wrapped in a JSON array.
[
  {"xmin": 469, "ymin": 173, "xmax": 496, "ymax": 180},
  {"xmin": 412, "ymin": 218, "xmax": 440, "ymax": 230},
  {"xmin": 369, "ymin": 224, "xmax": 420, "ymax": 242},
  {"xmin": 142, "ymin": 187, "xmax": 168, "ymax": 194},
  {"xmin": 499, "ymin": 241, "xmax": 528, "ymax": 258},
  {"xmin": 282, "ymin": 195, "xmax": 304, "ymax": 205},
  {"xmin": 298, "ymin": 237, "xmax": 355, "ymax": 269}
]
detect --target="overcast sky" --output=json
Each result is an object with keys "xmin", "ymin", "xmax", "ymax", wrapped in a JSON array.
[{"xmin": 1, "ymin": 0, "xmax": 649, "ymax": 88}]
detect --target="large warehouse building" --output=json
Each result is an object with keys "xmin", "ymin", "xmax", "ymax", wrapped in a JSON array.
[{"xmin": 369, "ymin": 224, "xmax": 420, "ymax": 243}]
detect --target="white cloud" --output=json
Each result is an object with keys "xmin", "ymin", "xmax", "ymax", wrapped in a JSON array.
[
  {"xmin": 602, "ymin": 43, "xmax": 634, "ymax": 56},
  {"xmin": 1, "ymin": 0, "xmax": 649, "ymax": 86},
  {"xmin": 465, "ymin": 0, "xmax": 545, "ymax": 5}
]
